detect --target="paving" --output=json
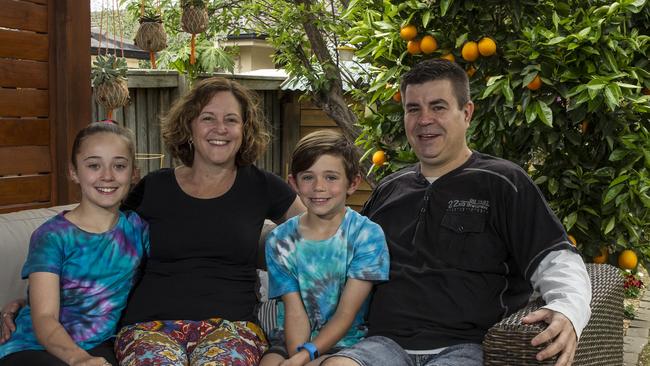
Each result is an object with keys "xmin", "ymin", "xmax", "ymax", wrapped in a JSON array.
[{"xmin": 624, "ymin": 289, "xmax": 650, "ymax": 365}]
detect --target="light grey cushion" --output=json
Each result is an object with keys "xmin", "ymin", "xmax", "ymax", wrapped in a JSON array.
[{"xmin": 0, "ymin": 204, "xmax": 77, "ymax": 305}]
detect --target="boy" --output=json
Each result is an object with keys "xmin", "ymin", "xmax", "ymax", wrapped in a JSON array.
[{"xmin": 261, "ymin": 130, "xmax": 389, "ymax": 366}]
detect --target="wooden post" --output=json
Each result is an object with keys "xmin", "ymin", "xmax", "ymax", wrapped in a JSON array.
[{"xmin": 50, "ymin": 0, "xmax": 91, "ymax": 205}]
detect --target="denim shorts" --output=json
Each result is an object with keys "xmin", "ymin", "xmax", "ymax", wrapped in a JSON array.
[{"xmin": 329, "ymin": 336, "xmax": 483, "ymax": 366}]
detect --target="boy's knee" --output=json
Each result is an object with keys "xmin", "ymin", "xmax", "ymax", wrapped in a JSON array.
[{"xmin": 321, "ymin": 356, "xmax": 361, "ymax": 366}]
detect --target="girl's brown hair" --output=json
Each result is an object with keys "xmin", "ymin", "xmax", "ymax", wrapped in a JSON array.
[
  {"xmin": 161, "ymin": 77, "xmax": 270, "ymax": 166},
  {"xmin": 70, "ymin": 121, "xmax": 136, "ymax": 170}
]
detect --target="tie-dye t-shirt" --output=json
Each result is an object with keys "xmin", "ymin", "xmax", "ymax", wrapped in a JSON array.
[
  {"xmin": 266, "ymin": 207, "xmax": 389, "ymax": 348},
  {"xmin": 0, "ymin": 210, "xmax": 149, "ymax": 358}
]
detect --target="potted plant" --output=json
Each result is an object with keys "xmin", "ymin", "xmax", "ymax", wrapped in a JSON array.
[
  {"xmin": 181, "ymin": 0, "xmax": 208, "ymax": 65},
  {"xmin": 92, "ymin": 54, "xmax": 129, "ymax": 119},
  {"xmin": 134, "ymin": 7, "xmax": 167, "ymax": 69}
]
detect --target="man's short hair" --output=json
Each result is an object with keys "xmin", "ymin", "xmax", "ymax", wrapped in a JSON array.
[
  {"xmin": 291, "ymin": 129, "xmax": 360, "ymax": 183},
  {"xmin": 400, "ymin": 59, "xmax": 471, "ymax": 109}
]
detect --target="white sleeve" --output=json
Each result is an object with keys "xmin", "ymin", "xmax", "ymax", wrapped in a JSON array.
[{"xmin": 529, "ymin": 249, "xmax": 592, "ymax": 338}]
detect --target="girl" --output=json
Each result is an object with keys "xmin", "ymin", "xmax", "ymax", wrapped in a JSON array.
[{"xmin": 0, "ymin": 122, "xmax": 149, "ymax": 366}]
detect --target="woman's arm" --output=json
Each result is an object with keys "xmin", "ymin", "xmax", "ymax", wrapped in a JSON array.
[
  {"xmin": 275, "ymin": 197, "xmax": 306, "ymax": 225},
  {"xmin": 282, "ymin": 292, "xmax": 311, "ymax": 365},
  {"xmin": 29, "ymin": 272, "xmax": 108, "ymax": 366},
  {"xmin": 0, "ymin": 298, "xmax": 26, "ymax": 343}
]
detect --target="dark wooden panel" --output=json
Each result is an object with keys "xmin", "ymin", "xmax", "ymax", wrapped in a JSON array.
[
  {"xmin": 0, "ymin": 201, "xmax": 52, "ymax": 214},
  {"xmin": 0, "ymin": 174, "xmax": 50, "ymax": 206},
  {"xmin": 300, "ymin": 109, "xmax": 337, "ymax": 126},
  {"xmin": 0, "ymin": 58, "xmax": 48, "ymax": 88},
  {"xmin": 25, "ymin": 0, "xmax": 47, "ymax": 5},
  {"xmin": 0, "ymin": 88, "xmax": 48, "ymax": 117},
  {"xmin": 0, "ymin": 118, "xmax": 49, "ymax": 146},
  {"xmin": 0, "ymin": 145, "xmax": 51, "ymax": 175},
  {"xmin": 0, "ymin": 28, "xmax": 48, "ymax": 61},
  {"xmin": 0, "ymin": 0, "xmax": 48, "ymax": 33}
]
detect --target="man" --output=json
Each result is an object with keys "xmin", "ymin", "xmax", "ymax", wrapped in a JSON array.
[{"xmin": 323, "ymin": 59, "xmax": 591, "ymax": 366}]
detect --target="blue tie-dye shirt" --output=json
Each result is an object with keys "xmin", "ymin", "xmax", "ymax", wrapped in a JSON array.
[
  {"xmin": 266, "ymin": 207, "xmax": 389, "ymax": 348},
  {"xmin": 0, "ymin": 210, "xmax": 149, "ymax": 358}
]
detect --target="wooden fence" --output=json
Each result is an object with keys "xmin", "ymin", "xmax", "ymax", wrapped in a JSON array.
[{"xmin": 91, "ymin": 70, "xmax": 287, "ymax": 178}]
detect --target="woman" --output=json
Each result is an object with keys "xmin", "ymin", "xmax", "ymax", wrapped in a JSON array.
[{"xmin": 2, "ymin": 77, "xmax": 304, "ymax": 365}]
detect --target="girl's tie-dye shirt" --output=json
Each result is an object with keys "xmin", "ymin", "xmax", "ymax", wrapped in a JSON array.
[
  {"xmin": 266, "ymin": 207, "xmax": 389, "ymax": 348},
  {"xmin": 0, "ymin": 210, "xmax": 149, "ymax": 358}
]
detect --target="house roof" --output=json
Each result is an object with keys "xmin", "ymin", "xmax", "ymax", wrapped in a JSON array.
[{"xmin": 90, "ymin": 27, "xmax": 150, "ymax": 60}]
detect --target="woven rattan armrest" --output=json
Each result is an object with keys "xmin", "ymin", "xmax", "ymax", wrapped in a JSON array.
[{"xmin": 483, "ymin": 263, "xmax": 623, "ymax": 365}]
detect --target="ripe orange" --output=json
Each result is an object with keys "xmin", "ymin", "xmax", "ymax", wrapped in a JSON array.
[
  {"xmin": 440, "ymin": 53, "xmax": 455, "ymax": 62},
  {"xmin": 420, "ymin": 35, "xmax": 438, "ymax": 54},
  {"xmin": 618, "ymin": 249, "xmax": 638, "ymax": 270},
  {"xmin": 526, "ymin": 75, "xmax": 542, "ymax": 91},
  {"xmin": 593, "ymin": 247, "xmax": 608, "ymax": 264},
  {"xmin": 466, "ymin": 65, "xmax": 476, "ymax": 77},
  {"xmin": 400, "ymin": 25, "xmax": 417, "ymax": 41},
  {"xmin": 461, "ymin": 41, "xmax": 479, "ymax": 62},
  {"xmin": 478, "ymin": 37, "xmax": 497, "ymax": 56},
  {"xmin": 392, "ymin": 90, "xmax": 401, "ymax": 103},
  {"xmin": 372, "ymin": 150, "xmax": 386, "ymax": 166},
  {"xmin": 568, "ymin": 235, "xmax": 577, "ymax": 246},
  {"xmin": 407, "ymin": 40, "xmax": 421, "ymax": 55}
]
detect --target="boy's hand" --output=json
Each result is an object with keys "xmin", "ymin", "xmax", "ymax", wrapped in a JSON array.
[{"xmin": 280, "ymin": 350, "xmax": 310, "ymax": 366}]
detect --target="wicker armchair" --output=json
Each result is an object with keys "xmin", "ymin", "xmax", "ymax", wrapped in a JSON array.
[{"xmin": 483, "ymin": 263, "xmax": 623, "ymax": 365}]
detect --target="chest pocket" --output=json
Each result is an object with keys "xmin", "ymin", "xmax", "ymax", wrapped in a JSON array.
[{"xmin": 439, "ymin": 212, "xmax": 504, "ymax": 272}]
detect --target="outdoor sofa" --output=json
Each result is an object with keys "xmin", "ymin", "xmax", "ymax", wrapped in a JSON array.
[{"xmin": 0, "ymin": 205, "xmax": 623, "ymax": 364}]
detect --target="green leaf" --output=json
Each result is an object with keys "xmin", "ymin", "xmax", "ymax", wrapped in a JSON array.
[
  {"xmin": 609, "ymin": 149, "xmax": 628, "ymax": 161},
  {"xmin": 440, "ymin": 0, "xmax": 451, "ymax": 16},
  {"xmin": 603, "ymin": 216, "xmax": 616, "ymax": 234},
  {"xmin": 422, "ymin": 11, "xmax": 431, "ymax": 27},
  {"xmin": 548, "ymin": 177, "xmax": 559, "ymax": 195},
  {"xmin": 564, "ymin": 211, "xmax": 578, "ymax": 231},
  {"xmin": 603, "ymin": 184, "xmax": 626, "ymax": 204},
  {"xmin": 609, "ymin": 175, "xmax": 629, "ymax": 187},
  {"xmin": 536, "ymin": 101, "xmax": 553, "ymax": 127}
]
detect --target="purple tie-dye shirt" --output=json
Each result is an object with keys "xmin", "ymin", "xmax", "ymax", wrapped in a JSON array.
[{"xmin": 0, "ymin": 210, "xmax": 149, "ymax": 358}]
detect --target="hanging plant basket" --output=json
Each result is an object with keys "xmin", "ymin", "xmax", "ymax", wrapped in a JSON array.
[
  {"xmin": 134, "ymin": 11, "xmax": 167, "ymax": 68},
  {"xmin": 96, "ymin": 78, "xmax": 130, "ymax": 112},
  {"xmin": 181, "ymin": 0, "xmax": 208, "ymax": 65},
  {"xmin": 92, "ymin": 54, "xmax": 130, "ymax": 119}
]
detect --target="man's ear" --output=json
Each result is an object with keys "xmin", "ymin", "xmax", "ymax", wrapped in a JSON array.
[
  {"xmin": 347, "ymin": 174, "xmax": 362, "ymax": 196},
  {"xmin": 68, "ymin": 164, "xmax": 79, "ymax": 184},
  {"xmin": 463, "ymin": 101, "xmax": 475, "ymax": 127},
  {"xmin": 288, "ymin": 174, "xmax": 298, "ymax": 192}
]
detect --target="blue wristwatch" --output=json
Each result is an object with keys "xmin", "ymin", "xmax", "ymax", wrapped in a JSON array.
[{"xmin": 297, "ymin": 342, "xmax": 319, "ymax": 360}]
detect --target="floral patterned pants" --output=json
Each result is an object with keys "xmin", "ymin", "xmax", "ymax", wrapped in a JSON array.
[{"xmin": 115, "ymin": 318, "xmax": 267, "ymax": 366}]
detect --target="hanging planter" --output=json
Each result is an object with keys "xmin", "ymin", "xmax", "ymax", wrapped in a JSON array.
[
  {"xmin": 181, "ymin": 0, "xmax": 208, "ymax": 65},
  {"xmin": 134, "ymin": 9, "xmax": 167, "ymax": 69},
  {"xmin": 92, "ymin": 54, "xmax": 130, "ymax": 120}
]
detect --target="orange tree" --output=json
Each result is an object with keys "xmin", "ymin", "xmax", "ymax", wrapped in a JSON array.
[{"xmin": 343, "ymin": 0, "xmax": 650, "ymax": 265}]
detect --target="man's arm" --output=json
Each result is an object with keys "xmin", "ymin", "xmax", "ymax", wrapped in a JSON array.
[{"xmin": 522, "ymin": 249, "xmax": 591, "ymax": 366}]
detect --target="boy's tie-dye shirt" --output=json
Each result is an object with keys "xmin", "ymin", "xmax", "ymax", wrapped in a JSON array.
[
  {"xmin": 0, "ymin": 210, "xmax": 149, "ymax": 358},
  {"xmin": 266, "ymin": 207, "xmax": 389, "ymax": 348}
]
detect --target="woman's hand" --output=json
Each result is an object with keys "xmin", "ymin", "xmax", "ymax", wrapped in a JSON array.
[
  {"xmin": 0, "ymin": 298, "xmax": 26, "ymax": 343},
  {"xmin": 71, "ymin": 355, "xmax": 112, "ymax": 366}
]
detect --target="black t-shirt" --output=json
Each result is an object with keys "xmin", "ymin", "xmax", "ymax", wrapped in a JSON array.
[
  {"xmin": 363, "ymin": 151, "xmax": 575, "ymax": 349},
  {"xmin": 120, "ymin": 166, "xmax": 295, "ymax": 325}
]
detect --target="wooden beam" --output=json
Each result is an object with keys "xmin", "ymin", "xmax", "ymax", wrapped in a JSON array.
[
  {"xmin": 0, "ymin": 28, "xmax": 48, "ymax": 62},
  {"xmin": 0, "ymin": 174, "xmax": 51, "ymax": 206},
  {"xmin": 0, "ymin": 118, "xmax": 49, "ymax": 146},
  {"xmin": 0, "ymin": 145, "xmax": 51, "ymax": 175},
  {"xmin": 50, "ymin": 0, "xmax": 90, "ymax": 205},
  {"xmin": 126, "ymin": 72, "xmax": 179, "ymax": 88},
  {"xmin": 0, "ymin": 88, "xmax": 48, "ymax": 117},
  {"xmin": 0, "ymin": 59, "xmax": 48, "ymax": 88},
  {"xmin": 0, "ymin": 0, "xmax": 47, "ymax": 33}
]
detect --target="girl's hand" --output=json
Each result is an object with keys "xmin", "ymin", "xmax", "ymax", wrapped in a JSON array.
[
  {"xmin": 71, "ymin": 355, "xmax": 112, "ymax": 366},
  {"xmin": 0, "ymin": 298, "xmax": 25, "ymax": 343}
]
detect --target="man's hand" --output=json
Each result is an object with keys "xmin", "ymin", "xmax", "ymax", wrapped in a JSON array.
[
  {"xmin": 1, "ymin": 298, "xmax": 26, "ymax": 343},
  {"xmin": 522, "ymin": 308, "xmax": 577, "ymax": 366}
]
